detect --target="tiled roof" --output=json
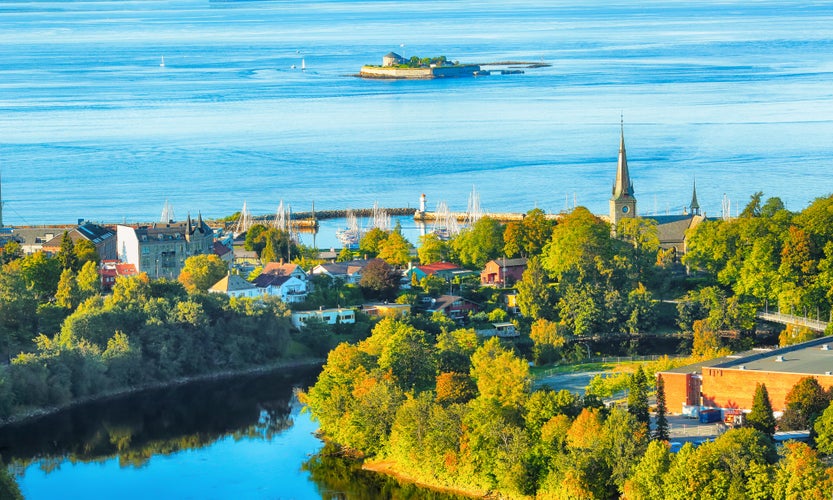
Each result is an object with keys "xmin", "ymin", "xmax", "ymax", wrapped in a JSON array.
[
  {"xmin": 416, "ymin": 262, "xmax": 461, "ymax": 275},
  {"xmin": 262, "ymin": 262, "xmax": 302, "ymax": 276}
]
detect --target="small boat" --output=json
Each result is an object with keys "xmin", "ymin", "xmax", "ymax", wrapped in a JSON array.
[
  {"xmin": 301, "ymin": 58, "xmax": 306, "ymax": 71},
  {"xmin": 291, "ymin": 64, "xmax": 296, "ymax": 69},
  {"xmin": 160, "ymin": 56, "xmax": 165, "ymax": 67}
]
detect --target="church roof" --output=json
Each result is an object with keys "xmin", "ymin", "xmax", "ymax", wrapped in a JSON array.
[{"xmin": 690, "ymin": 180, "xmax": 700, "ymax": 212}]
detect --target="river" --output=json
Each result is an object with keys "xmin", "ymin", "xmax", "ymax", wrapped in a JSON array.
[{"xmin": 0, "ymin": 367, "xmax": 464, "ymax": 499}]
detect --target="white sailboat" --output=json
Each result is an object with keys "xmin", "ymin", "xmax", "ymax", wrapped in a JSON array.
[
  {"xmin": 301, "ymin": 58, "xmax": 306, "ymax": 71},
  {"xmin": 160, "ymin": 56, "xmax": 165, "ymax": 67}
]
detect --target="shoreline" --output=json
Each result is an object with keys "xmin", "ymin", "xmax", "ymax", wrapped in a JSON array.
[
  {"xmin": 361, "ymin": 459, "xmax": 490, "ymax": 499},
  {"xmin": 0, "ymin": 357, "xmax": 324, "ymax": 429}
]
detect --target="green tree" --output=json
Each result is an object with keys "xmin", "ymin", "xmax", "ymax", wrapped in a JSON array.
[
  {"xmin": 503, "ymin": 208, "xmax": 555, "ymax": 258},
  {"xmin": 452, "ymin": 217, "xmax": 504, "ymax": 268},
  {"xmin": 74, "ymin": 238, "xmax": 99, "ymax": 266},
  {"xmin": 529, "ymin": 318, "xmax": 566, "ymax": 365},
  {"xmin": 178, "ymin": 254, "xmax": 228, "ymax": 293},
  {"xmin": 358, "ymin": 259, "xmax": 400, "ymax": 300},
  {"xmin": 813, "ymin": 400, "xmax": 833, "ymax": 455},
  {"xmin": 541, "ymin": 206, "xmax": 613, "ymax": 284},
  {"xmin": 243, "ymin": 224, "xmax": 268, "ymax": 255},
  {"xmin": 55, "ymin": 268, "xmax": 80, "ymax": 310},
  {"xmin": 0, "ymin": 460, "xmax": 23, "ymax": 500},
  {"xmin": 417, "ymin": 233, "xmax": 449, "ymax": 264},
  {"xmin": 0, "ymin": 240, "xmax": 22, "ymax": 265},
  {"xmin": 779, "ymin": 376, "xmax": 831, "ymax": 430},
  {"xmin": 76, "ymin": 259, "xmax": 101, "ymax": 300},
  {"xmin": 624, "ymin": 439, "xmax": 670, "ymax": 499},
  {"xmin": 627, "ymin": 366, "xmax": 650, "ymax": 429},
  {"xmin": 772, "ymin": 441, "xmax": 833, "ymax": 499},
  {"xmin": 359, "ymin": 227, "xmax": 389, "ymax": 257},
  {"xmin": 516, "ymin": 255, "xmax": 555, "ymax": 321},
  {"xmin": 470, "ymin": 337, "xmax": 531, "ymax": 408},
  {"xmin": 19, "ymin": 251, "xmax": 61, "ymax": 300},
  {"xmin": 740, "ymin": 191, "xmax": 764, "ymax": 218},
  {"xmin": 56, "ymin": 231, "xmax": 77, "ymax": 270},
  {"xmin": 377, "ymin": 321, "xmax": 437, "ymax": 392},
  {"xmin": 654, "ymin": 374, "xmax": 669, "ymax": 441},
  {"xmin": 336, "ymin": 247, "xmax": 353, "ymax": 262},
  {"xmin": 260, "ymin": 236, "xmax": 278, "ymax": 263},
  {"xmin": 747, "ymin": 383, "xmax": 776, "ymax": 438},
  {"xmin": 377, "ymin": 229, "xmax": 412, "ymax": 266}
]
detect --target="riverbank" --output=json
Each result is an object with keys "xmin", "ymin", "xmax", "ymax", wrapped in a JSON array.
[
  {"xmin": 0, "ymin": 357, "xmax": 324, "ymax": 429},
  {"xmin": 362, "ymin": 460, "xmax": 489, "ymax": 499}
]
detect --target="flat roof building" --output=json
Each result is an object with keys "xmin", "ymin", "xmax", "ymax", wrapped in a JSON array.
[{"xmin": 660, "ymin": 335, "xmax": 833, "ymax": 414}]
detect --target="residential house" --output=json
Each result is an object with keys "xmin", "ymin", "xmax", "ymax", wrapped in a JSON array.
[
  {"xmin": 480, "ymin": 257, "xmax": 528, "ymax": 287},
  {"xmin": 426, "ymin": 294, "xmax": 481, "ymax": 320},
  {"xmin": 291, "ymin": 308, "xmax": 356, "ymax": 329},
  {"xmin": 262, "ymin": 261, "xmax": 308, "ymax": 282},
  {"xmin": 477, "ymin": 322, "xmax": 519, "ymax": 338},
  {"xmin": 253, "ymin": 273, "xmax": 307, "ymax": 303},
  {"xmin": 99, "ymin": 260, "xmax": 139, "ymax": 291},
  {"xmin": 213, "ymin": 240, "xmax": 234, "ymax": 264},
  {"xmin": 311, "ymin": 259, "xmax": 375, "ymax": 284},
  {"xmin": 406, "ymin": 262, "xmax": 462, "ymax": 282},
  {"xmin": 42, "ymin": 222, "xmax": 117, "ymax": 261},
  {"xmin": 117, "ymin": 213, "xmax": 214, "ymax": 279},
  {"xmin": 7, "ymin": 226, "xmax": 72, "ymax": 254},
  {"xmin": 208, "ymin": 273, "xmax": 260, "ymax": 298},
  {"xmin": 362, "ymin": 303, "xmax": 411, "ymax": 318}
]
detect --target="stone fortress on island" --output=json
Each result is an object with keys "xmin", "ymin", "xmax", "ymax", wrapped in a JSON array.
[{"xmin": 360, "ymin": 52, "xmax": 483, "ymax": 79}]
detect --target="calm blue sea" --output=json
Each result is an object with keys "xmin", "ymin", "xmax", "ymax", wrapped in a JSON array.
[{"xmin": 1, "ymin": 0, "xmax": 832, "ymax": 233}]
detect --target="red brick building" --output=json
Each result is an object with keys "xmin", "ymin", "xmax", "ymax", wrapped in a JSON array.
[{"xmin": 660, "ymin": 336, "xmax": 833, "ymax": 415}]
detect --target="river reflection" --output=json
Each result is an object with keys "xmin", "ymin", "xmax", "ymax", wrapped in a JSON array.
[{"xmin": 1, "ymin": 366, "xmax": 468, "ymax": 499}]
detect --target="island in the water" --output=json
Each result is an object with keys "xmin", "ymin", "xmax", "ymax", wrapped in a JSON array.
[{"xmin": 359, "ymin": 52, "xmax": 487, "ymax": 79}]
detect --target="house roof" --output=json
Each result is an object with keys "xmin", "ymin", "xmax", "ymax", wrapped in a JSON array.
[
  {"xmin": 210, "ymin": 273, "xmax": 258, "ymax": 293},
  {"xmin": 485, "ymin": 257, "xmax": 528, "ymax": 268},
  {"xmin": 384, "ymin": 52, "xmax": 403, "ymax": 59},
  {"xmin": 315, "ymin": 259, "xmax": 375, "ymax": 276},
  {"xmin": 115, "ymin": 263, "xmax": 138, "ymax": 276},
  {"xmin": 213, "ymin": 240, "xmax": 233, "ymax": 257},
  {"xmin": 415, "ymin": 262, "xmax": 461, "ymax": 275},
  {"xmin": 428, "ymin": 294, "xmax": 479, "ymax": 312},
  {"xmin": 252, "ymin": 273, "xmax": 299, "ymax": 288},
  {"xmin": 262, "ymin": 262, "xmax": 303, "ymax": 276}
]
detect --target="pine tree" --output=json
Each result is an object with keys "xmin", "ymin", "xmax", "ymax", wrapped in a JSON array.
[
  {"xmin": 628, "ymin": 366, "xmax": 650, "ymax": 428},
  {"xmin": 56, "ymin": 231, "xmax": 77, "ymax": 270},
  {"xmin": 654, "ymin": 374, "xmax": 670, "ymax": 441},
  {"xmin": 747, "ymin": 383, "xmax": 776, "ymax": 437}
]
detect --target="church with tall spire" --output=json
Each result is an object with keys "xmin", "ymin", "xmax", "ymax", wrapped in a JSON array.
[
  {"xmin": 607, "ymin": 119, "xmax": 707, "ymax": 255},
  {"xmin": 609, "ymin": 119, "xmax": 637, "ymax": 227}
]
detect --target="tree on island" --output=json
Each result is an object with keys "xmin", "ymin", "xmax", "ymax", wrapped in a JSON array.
[{"xmin": 747, "ymin": 383, "xmax": 776, "ymax": 438}]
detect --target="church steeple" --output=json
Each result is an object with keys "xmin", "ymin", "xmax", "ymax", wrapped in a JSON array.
[
  {"xmin": 612, "ymin": 118, "xmax": 634, "ymax": 200},
  {"xmin": 690, "ymin": 178, "xmax": 701, "ymax": 216},
  {"xmin": 609, "ymin": 117, "xmax": 637, "ymax": 227}
]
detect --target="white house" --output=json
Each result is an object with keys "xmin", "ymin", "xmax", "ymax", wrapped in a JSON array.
[
  {"xmin": 208, "ymin": 273, "xmax": 260, "ymax": 299},
  {"xmin": 253, "ymin": 274, "xmax": 307, "ymax": 303},
  {"xmin": 291, "ymin": 308, "xmax": 356, "ymax": 329}
]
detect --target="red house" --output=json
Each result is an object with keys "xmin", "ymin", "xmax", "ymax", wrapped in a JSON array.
[{"xmin": 480, "ymin": 258, "xmax": 527, "ymax": 287}]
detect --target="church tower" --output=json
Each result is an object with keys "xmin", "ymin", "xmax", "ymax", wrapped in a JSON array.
[
  {"xmin": 689, "ymin": 179, "xmax": 701, "ymax": 216},
  {"xmin": 609, "ymin": 119, "xmax": 636, "ymax": 228}
]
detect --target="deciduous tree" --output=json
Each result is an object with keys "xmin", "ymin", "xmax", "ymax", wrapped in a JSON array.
[
  {"xmin": 358, "ymin": 259, "xmax": 400, "ymax": 300},
  {"xmin": 178, "ymin": 254, "xmax": 228, "ymax": 294}
]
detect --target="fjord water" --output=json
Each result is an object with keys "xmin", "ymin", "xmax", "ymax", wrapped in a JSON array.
[{"xmin": 1, "ymin": 0, "xmax": 833, "ymax": 229}]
